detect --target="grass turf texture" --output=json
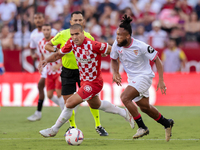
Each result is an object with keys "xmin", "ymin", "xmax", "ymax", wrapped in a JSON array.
[{"xmin": 0, "ymin": 106, "xmax": 200, "ymax": 150}]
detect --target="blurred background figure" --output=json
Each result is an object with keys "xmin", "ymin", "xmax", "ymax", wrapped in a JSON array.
[
  {"xmin": 86, "ymin": 17, "xmax": 102, "ymax": 40},
  {"xmin": 45, "ymin": 0, "xmax": 64, "ymax": 23},
  {"xmin": 13, "ymin": 22, "xmax": 31, "ymax": 50},
  {"xmin": 0, "ymin": 25, "xmax": 14, "ymax": 50},
  {"xmin": 0, "ymin": 39, "xmax": 4, "ymax": 75},
  {"xmin": 148, "ymin": 20, "xmax": 168, "ymax": 49},
  {"xmin": 134, "ymin": 25, "xmax": 148, "ymax": 43},
  {"xmin": 0, "ymin": 0, "xmax": 17, "ymax": 27},
  {"xmin": 161, "ymin": 37, "xmax": 187, "ymax": 73},
  {"xmin": 184, "ymin": 11, "xmax": 200, "ymax": 43},
  {"xmin": 100, "ymin": 25, "xmax": 114, "ymax": 45},
  {"xmin": 52, "ymin": 20, "xmax": 64, "ymax": 32}
]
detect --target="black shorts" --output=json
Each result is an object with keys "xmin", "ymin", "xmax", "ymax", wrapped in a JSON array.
[{"xmin": 60, "ymin": 67, "xmax": 80, "ymax": 95}]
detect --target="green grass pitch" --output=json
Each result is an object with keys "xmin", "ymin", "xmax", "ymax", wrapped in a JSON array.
[{"xmin": 0, "ymin": 106, "xmax": 200, "ymax": 150}]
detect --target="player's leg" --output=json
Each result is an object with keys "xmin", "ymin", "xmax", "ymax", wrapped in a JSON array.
[
  {"xmin": 136, "ymin": 97, "xmax": 174, "ymax": 141},
  {"xmin": 27, "ymin": 77, "xmax": 45, "ymax": 121},
  {"xmin": 39, "ymin": 93, "xmax": 83, "ymax": 137},
  {"xmin": 61, "ymin": 68, "xmax": 79, "ymax": 129},
  {"xmin": 62, "ymin": 83, "xmax": 77, "ymax": 129},
  {"xmin": 87, "ymin": 95, "xmax": 135, "ymax": 129},
  {"xmin": 55, "ymin": 74, "xmax": 64, "ymax": 110},
  {"xmin": 121, "ymin": 86, "xmax": 148, "ymax": 131},
  {"xmin": 45, "ymin": 74, "xmax": 59, "ymax": 106},
  {"xmin": 78, "ymin": 77, "xmax": 108, "ymax": 136}
]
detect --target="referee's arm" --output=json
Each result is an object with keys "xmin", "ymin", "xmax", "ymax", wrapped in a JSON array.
[{"xmin": 45, "ymin": 41, "xmax": 59, "ymax": 52}]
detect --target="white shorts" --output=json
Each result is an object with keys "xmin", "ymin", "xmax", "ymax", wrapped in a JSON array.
[
  {"xmin": 128, "ymin": 75, "xmax": 153, "ymax": 102},
  {"xmin": 40, "ymin": 65, "xmax": 47, "ymax": 78}
]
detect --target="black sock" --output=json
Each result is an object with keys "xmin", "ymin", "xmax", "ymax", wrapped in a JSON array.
[
  {"xmin": 157, "ymin": 115, "xmax": 170, "ymax": 128},
  {"xmin": 135, "ymin": 116, "xmax": 148, "ymax": 129},
  {"xmin": 37, "ymin": 99, "xmax": 44, "ymax": 111}
]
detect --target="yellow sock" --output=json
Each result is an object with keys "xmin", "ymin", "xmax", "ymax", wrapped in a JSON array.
[
  {"xmin": 90, "ymin": 107, "xmax": 101, "ymax": 127},
  {"xmin": 69, "ymin": 110, "xmax": 76, "ymax": 128}
]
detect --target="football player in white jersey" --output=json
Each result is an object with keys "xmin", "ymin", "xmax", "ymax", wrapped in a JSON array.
[
  {"xmin": 27, "ymin": 13, "xmax": 57, "ymax": 121},
  {"xmin": 110, "ymin": 15, "xmax": 174, "ymax": 142}
]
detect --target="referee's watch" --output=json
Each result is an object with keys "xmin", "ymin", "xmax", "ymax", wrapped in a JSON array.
[{"xmin": 53, "ymin": 47, "xmax": 57, "ymax": 52}]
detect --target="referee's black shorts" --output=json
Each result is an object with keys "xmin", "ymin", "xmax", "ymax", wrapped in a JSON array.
[{"xmin": 60, "ymin": 67, "xmax": 80, "ymax": 96}]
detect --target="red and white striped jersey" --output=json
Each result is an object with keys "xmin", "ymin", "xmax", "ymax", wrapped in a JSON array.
[
  {"xmin": 38, "ymin": 37, "xmax": 61, "ymax": 75},
  {"xmin": 60, "ymin": 37, "xmax": 108, "ymax": 81}
]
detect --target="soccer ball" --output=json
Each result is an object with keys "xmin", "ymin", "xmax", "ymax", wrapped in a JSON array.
[{"xmin": 65, "ymin": 128, "xmax": 84, "ymax": 146}]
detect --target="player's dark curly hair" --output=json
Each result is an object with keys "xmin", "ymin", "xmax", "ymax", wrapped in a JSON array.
[{"xmin": 119, "ymin": 14, "xmax": 132, "ymax": 36}]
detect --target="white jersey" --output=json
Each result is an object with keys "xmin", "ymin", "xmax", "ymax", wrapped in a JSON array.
[
  {"xmin": 110, "ymin": 38, "xmax": 158, "ymax": 78},
  {"xmin": 30, "ymin": 28, "xmax": 57, "ymax": 55}
]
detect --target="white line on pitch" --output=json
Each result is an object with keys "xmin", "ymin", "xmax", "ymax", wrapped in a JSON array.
[{"xmin": 0, "ymin": 138, "xmax": 199, "ymax": 141}]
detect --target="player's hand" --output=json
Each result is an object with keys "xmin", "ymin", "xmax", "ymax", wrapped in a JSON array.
[
  {"xmin": 112, "ymin": 73, "xmax": 122, "ymax": 86},
  {"xmin": 31, "ymin": 53, "xmax": 38, "ymax": 60},
  {"xmin": 38, "ymin": 60, "xmax": 47, "ymax": 73},
  {"xmin": 156, "ymin": 80, "xmax": 166, "ymax": 95}
]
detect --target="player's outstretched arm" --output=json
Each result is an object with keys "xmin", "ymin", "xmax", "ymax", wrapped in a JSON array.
[
  {"xmin": 154, "ymin": 56, "xmax": 167, "ymax": 94},
  {"xmin": 111, "ymin": 59, "xmax": 122, "ymax": 86},
  {"xmin": 106, "ymin": 45, "xmax": 112, "ymax": 55}
]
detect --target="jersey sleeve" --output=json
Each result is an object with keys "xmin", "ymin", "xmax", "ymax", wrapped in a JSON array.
[
  {"xmin": 110, "ymin": 40, "xmax": 119, "ymax": 60},
  {"xmin": 51, "ymin": 31, "xmax": 62, "ymax": 46},
  {"xmin": 179, "ymin": 50, "xmax": 186, "ymax": 60},
  {"xmin": 30, "ymin": 34, "xmax": 36, "ymax": 49},
  {"xmin": 38, "ymin": 41, "xmax": 42, "ymax": 54},
  {"xmin": 140, "ymin": 42, "xmax": 158, "ymax": 61},
  {"xmin": 60, "ymin": 39, "xmax": 72, "ymax": 54},
  {"xmin": 92, "ymin": 40, "xmax": 108, "ymax": 54}
]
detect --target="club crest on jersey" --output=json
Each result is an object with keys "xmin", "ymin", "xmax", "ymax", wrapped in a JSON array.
[
  {"xmin": 147, "ymin": 46, "xmax": 155, "ymax": 53},
  {"xmin": 118, "ymin": 49, "xmax": 123, "ymax": 53},
  {"xmin": 85, "ymin": 50, "xmax": 89, "ymax": 56},
  {"xmin": 133, "ymin": 50, "xmax": 138, "ymax": 55},
  {"xmin": 84, "ymin": 85, "xmax": 92, "ymax": 93}
]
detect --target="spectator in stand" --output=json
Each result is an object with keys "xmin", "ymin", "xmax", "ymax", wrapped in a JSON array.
[
  {"xmin": 13, "ymin": 23, "xmax": 31, "ymax": 50},
  {"xmin": 134, "ymin": 25, "xmax": 148, "ymax": 43},
  {"xmin": 45, "ymin": 0, "xmax": 64, "ymax": 23},
  {"xmin": 0, "ymin": 25, "xmax": 14, "ymax": 50},
  {"xmin": 136, "ymin": 2, "xmax": 156, "ymax": 32},
  {"xmin": 99, "ymin": 5, "xmax": 119, "ymax": 28},
  {"xmin": 159, "ymin": 7, "xmax": 181, "ymax": 33},
  {"xmin": 81, "ymin": 0, "xmax": 95, "ymax": 22},
  {"xmin": 161, "ymin": 37, "xmax": 187, "ymax": 73},
  {"xmin": 0, "ymin": 0, "xmax": 17, "ymax": 26},
  {"xmin": 13, "ymin": 13, "xmax": 32, "ymax": 32},
  {"xmin": 148, "ymin": 20, "xmax": 168, "ymax": 49},
  {"xmin": 195, "ymin": 0, "xmax": 200, "ymax": 20},
  {"xmin": 137, "ymin": 0, "xmax": 164, "ymax": 14},
  {"xmin": 100, "ymin": 25, "xmax": 114, "ymax": 45},
  {"xmin": 0, "ymin": 40, "xmax": 4, "ymax": 75},
  {"xmin": 180, "ymin": 0, "xmax": 193, "ymax": 15},
  {"xmin": 96, "ymin": 0, "xmax": 118, "ymax": 19},
  {"xmin": 52, "ymin": 20, "xmax": 63, "ymax": 32},
  {"xmin": 86, "ymin": 17, "xmax": 102, "ymax": 40},
  {"xmin": 161, "ymin": 0, "xmax": 176, "ymax": 10},
  {"xmin": 56, "ymin": 0, "xmax": 69, "ymax": 6},
  {"xmin": 184, "ymin": 11, "xmax": 200, "ymax": 43},
  {"xmin": 130, "ymin": 0, "xmax": 141, "ymax": 17},
  {"xmin": 170, "ymin": 27, "xmax": 184, "ymax": 47},
  {"xmin": 110, "ymin": 0, "xmax": 132, "ymax": 11},
  {"xmin": 62, "ymin": 4, "xmax": 71, "ymax": 29}
]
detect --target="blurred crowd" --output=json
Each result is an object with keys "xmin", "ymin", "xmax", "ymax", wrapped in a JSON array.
[
  {"xmin": 0, "ymin": 0, "xmax": 200, "ymax": 72},
  {"xmin": 0, "ymin": 0, "xmax": 200, "ymax": 50}
]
